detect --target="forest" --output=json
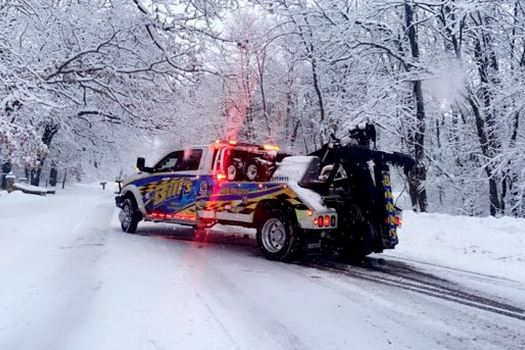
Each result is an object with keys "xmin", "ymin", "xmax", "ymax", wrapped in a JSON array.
[{"xmin": 1, "ymin": 0, "xmax": 524, "ymax": 217}]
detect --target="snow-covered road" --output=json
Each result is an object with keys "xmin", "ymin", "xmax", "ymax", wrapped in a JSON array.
[{"xmin": 1, "ymin": 186, "xmax": 524, "ymax": 350}]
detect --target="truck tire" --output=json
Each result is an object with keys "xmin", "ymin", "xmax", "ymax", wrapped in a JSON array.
[
  {"xmin": 244, "ymin": 158, "xmax": 268, "ymax": 181},
  {"xmin": 119, "ymin": 197, "xmax": 140, "ymax": 233},
  {"xmin": 343, "ymin": 223, "xmax": 376, "ymax": 262},
  {"xmin": 227, "ymin": 164, "xmax": 238, "ymax": 181},
  {"xmin": 256, "ymin": 209, "xmax": 299, "ymax": 261}
]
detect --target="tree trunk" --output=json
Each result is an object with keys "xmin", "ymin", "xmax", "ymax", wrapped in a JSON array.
[
  {"xmin": 405, "ymin": 2, "xmax": 428, "ymax": 212},
  {"xmin": 469, "ymin": 13, "xmax": 502, "ymax": 216},
  {"xmin": 467, "ymin": 96, "xmax": 500, "ymax": 216},
  {"xmin": 31, "ymin": 122, "xmax": 59, "ymax": 186},
  {"xmin": 256, "ymin": 51, "xmax": 272, "ymax": 136}
]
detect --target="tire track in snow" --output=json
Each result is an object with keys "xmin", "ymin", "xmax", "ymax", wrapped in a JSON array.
[
  {"xmin": 381, "ymin": 254, "xmax": 525, "ymax": 289},
  {"xmin": 305, "ymin": 258, "xmax": 525, "ymax": 322},
  {"xmin": 136, "ymin": 228, "xmax": 525, "ymax": 323}
]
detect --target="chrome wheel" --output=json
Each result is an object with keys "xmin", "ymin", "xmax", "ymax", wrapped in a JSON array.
[
  {"xmin": 119, "ymin": 198, "xmax": 139, "ymax": 233},
  {"xmin": 119, "ymin": 203, "xmax": 132, "ymax": 229},
  {"xmin": 261, "ymin": 218, "xmax": 287, "ymax": 253}
]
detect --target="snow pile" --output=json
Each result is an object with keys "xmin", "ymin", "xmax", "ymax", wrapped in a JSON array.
[
  {"xmin": 14, "ymin": 182, "xmax": 54, "ymax": 194},
  {"xmin": 391, "ymin": 211, "xmax": 525, "ymax": 283},
  {"xmin": 0, "ymin": 189, "xmax": 48, "ymax": 208}
]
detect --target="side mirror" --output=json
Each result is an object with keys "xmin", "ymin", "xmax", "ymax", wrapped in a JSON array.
[{"xmin": 136, "ymin": 157, "xmax": 145, "ymax": 172}]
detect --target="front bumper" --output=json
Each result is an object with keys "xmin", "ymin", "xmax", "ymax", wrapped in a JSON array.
[{"xmin": 115, "ymin": 195, "xmax": 125, "ymax": 208}]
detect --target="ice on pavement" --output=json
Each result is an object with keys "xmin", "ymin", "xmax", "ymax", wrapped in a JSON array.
[{"xmin": 0, "ymin": 185, "xmax": 524, "ymax": 350}]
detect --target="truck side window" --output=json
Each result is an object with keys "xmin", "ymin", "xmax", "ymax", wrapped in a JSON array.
[
  {"xmin": 153, "ymin": 151, "xmax": 183, "ymax": 173},
  {"xmin": 153, "ymin": 149, "xmax": 203, "ymax": 173},
  {"xmin": 175, "ymin": 149, "xmax": 202, "ymax": 171}
]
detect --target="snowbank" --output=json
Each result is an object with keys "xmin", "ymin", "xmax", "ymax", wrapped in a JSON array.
[
  {"xmin": 0, "ymin": 188, "xmax": 48, "ymax": 202},
  {"xmin": 14, "ymin": 182, "xmax": 56, "ymax": 195},
  {"xmin": 391, "ymin": 211, "xmax": 525, "ymax": 283}
]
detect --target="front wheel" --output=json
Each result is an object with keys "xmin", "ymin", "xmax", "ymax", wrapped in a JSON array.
[
  {"xmin": 256, "ymin": 210, "xmax": 299, "ymax": 261},
  {"xmin": 119, "ymin": 197, "xmax": 140, "ymax": 233}
]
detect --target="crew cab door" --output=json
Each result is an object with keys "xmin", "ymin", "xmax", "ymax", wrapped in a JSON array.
[{"xmin": 142, "ymin": 148, "xmax": 204, "ymax": 220}]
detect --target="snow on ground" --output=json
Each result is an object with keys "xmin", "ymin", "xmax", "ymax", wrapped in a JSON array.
[
  {"xmin": 389, "ymin": 211, "xmax": 525, "ymax": 283},
  {"xmin": 13, "ymin": 182, "xmax": 54, "ymax": 194},
  {"xmin": 0, "ymin": 185, "xmax": 524, "ymax": 350}
]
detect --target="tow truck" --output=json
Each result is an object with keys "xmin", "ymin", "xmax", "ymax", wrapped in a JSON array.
[{"xmin": 115, "ymin": 124, "xmax": 415, "ymax": 261}]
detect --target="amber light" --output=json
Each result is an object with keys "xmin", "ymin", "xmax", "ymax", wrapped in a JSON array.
[
  {"xmin": 306, "ymin": 210, "xmax": 313, "ymax": 216},
  {"xmin": 263, "ymin": 144, "xmax": 280, "ymax": 151},
  {"xmin": 228, "ymin": 140, "xmax": 237, "ymax": 145},
  {"xmin": 216, "ymin": 172, "xmax": 227, "ymax": 181}
]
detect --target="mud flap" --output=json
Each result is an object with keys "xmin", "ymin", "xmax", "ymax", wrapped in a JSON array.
[{"xmin": 301, "ymin": 231, "xmax": 323, "ymax": 255}]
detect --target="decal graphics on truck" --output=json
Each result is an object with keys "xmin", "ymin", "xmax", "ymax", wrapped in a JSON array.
[
  {"xmin": 125, "ymin": 174, "xmax": 205, "ymax": 221},
  {"xmin": 124, "ymin": 172, "xmax": 319, "ymax": 227},
  {"xmin": 199, "ymin": 181, "xmax": 315, "ymax": 226}
]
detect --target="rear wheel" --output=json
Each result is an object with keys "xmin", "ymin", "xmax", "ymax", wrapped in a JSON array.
[
  {"xmin": 342, "ymin": 223, "xmax": 377, "ymax": 262},
  {"xmin": 119, "ymin": 197, "xmax": 140, "ymax": 233},
  {"xmin": 336, "ymin": 205, "xmax": 377, "ymax": 262},
  {"xmin": 256, "ymin": 210, "xmax": 299, "ymax": 261}
]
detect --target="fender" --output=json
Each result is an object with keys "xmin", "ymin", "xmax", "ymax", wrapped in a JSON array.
[{"xmin": 121, "ymin": 185, "xmax": 147, "ymax": 215}]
